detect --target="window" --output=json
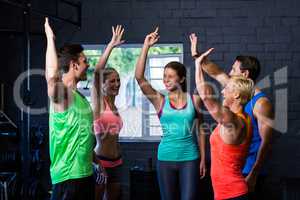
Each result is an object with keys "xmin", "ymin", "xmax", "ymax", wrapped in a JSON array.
[{"xmin": 79, "ymin": 44, "xmax": 183, "ymax": 141}]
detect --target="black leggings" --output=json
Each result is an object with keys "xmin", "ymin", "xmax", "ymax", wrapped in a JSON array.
[
  {"xmin": 227, "ymin": 194, "xmax": 249, "ymax": 200},
  {"xmin": 156, "ymin": 159, "xmax": 200, "ymax": 200},
  {"xmin": 243, "ymin": 174, "xmax": 266, "ymax": 200}
]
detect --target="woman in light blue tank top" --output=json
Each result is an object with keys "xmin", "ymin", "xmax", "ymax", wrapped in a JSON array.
[
  {"xmin": 135, "ymin": 28, "xmax": 207, "ymax": 200},
  {"xmin": 158, "ymin": 94, "xmax": 200, "ymax": 161}
]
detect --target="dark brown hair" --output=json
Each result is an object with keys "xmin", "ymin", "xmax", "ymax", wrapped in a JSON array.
[
  {"xmin": 164, "ymin": 61, "xmax": 187, "ymax": 92},
  {"xmin": 58, "ymin": 44, "xmax": 84, "ymax": 73},
  {"xmin": 235, "ymin": 55, "xmax": 261, "ymax": 82}
]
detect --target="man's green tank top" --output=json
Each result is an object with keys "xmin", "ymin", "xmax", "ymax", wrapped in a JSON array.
[
  {"xmin": 158, "ymin": 94, "xmax": 199, "ymax": 161},
  {"xmin": 49, "ymin": 90, "xmax": 94, "ymax": 184}
]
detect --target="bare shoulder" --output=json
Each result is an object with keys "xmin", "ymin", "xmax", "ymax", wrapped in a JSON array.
[
  {"xmin": 155, "ymin": 91, "xmax": 165, "ymax": 105},
  {"xmin": 192, "ymin": 94, "xmax": 202, "ymax": 105},
  {"xmin": 50, "ymin": 87, "xmax": 74, "ymax": 112},
  {"xmin": 192, "ymin": 94, "xmax": 203, "ymax": 112},
  {"xmin": 253, "ymin": 97, "xmax": 273, "ymax": 118}
]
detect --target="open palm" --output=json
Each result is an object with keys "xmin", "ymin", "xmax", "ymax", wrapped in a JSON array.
[
  {"xmin": 195, "ymin": 48, "xmax": 214, "ymax": 67},
  {"xmin": 189, "ymin": 33, "xmax": 198, "ymax": 57},
  {"xmin": 109, "ymin": 25, "xmax": 125, "ymax": 47}
]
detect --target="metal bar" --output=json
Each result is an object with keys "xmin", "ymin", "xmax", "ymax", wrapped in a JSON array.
[
  {"xmin": 21, "ymin": 0, "xmax": 30, "ymax": 179},
  {"xmin": 4, "ymin": 182, "xmax": 7, "ymax": 200},
  {"xmin": 0, "ymin": 111, "xmax": 17, "ymax": 129}
]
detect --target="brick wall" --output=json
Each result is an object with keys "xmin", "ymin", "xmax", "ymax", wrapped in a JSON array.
[
  {"xmin": 72, "ymin": 0, "xmax": 298, "ymax": 199},
  {"xmin": 1, "ymin": 0, "xmax": 300, "ymax": 199}
]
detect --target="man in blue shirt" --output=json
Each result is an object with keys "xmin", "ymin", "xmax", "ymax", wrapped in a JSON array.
[{"xmin": 190, "ymin": 33, "xmax": 274, "ymax": 200}]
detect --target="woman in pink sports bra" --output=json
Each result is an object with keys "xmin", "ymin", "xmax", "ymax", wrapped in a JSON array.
[{"xmin": 92, "ymin": 25, "xmax": 125, "ymax": 200}]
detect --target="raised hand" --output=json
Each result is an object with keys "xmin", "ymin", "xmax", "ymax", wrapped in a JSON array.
[
  {"xmin": 144, "ymin": 27, "xmax": 160, "ymax": 47},
  {"xmin": 189, "ymin": 33, "xmax": 198, "ymax": 57},
  {"xmin": 109, "ymin": 25, "xmax": 125, "ymax": 47},
  {"xmin": 195, "ymin": 48, "xmax": 214, "ymax": 67},
  {"xmin": 44, "ymin": 17, "xmax": 55, "ymax": 39}
]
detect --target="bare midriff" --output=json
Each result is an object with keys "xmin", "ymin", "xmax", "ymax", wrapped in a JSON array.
[{"xmin": 94, "ymin": 133, "xmax": 121, "ymax": 159}]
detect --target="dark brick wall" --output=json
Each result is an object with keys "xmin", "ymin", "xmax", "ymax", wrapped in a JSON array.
[
  {"xmin": 73, "ymin": 2, "xmax": 299, "ymax": 198},
  {"xmin": 1, "ymin": 0, "xmax": 300, "ymax": 199}
]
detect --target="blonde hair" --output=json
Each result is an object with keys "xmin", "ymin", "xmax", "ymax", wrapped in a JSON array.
[{"xmin": 229, "ymin": 75, "xmax": 254, "ymax": 105}]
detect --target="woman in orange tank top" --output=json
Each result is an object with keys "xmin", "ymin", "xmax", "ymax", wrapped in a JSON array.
[
  {"xmin": 194, "ymin": 48, "xmax": 254, "ymax": 200},
  {"xmin": 92, "ymin": 25, "xmax": 125, "ymax": 200}
]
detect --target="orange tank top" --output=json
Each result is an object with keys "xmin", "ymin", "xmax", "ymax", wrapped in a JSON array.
[
  {"xmin": 94, "ymin": 99, "xmax": 123, "ymax": 135},
  {"xmin": 210, "ymin": 112, "xmax": 252, "ymax": 200}
]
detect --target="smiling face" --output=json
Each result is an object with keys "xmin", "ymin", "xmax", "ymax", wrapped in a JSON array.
[
  {"xmin": 163, "ymin": 67, "xmax": 185, "ymax": 92},
  {"xmin": 72, "ymin": 52, "xmax": 90, "ymax": 81},
  {"xmin": 102, "ymin": 70, "xmax": 121, "ymax": 96}
]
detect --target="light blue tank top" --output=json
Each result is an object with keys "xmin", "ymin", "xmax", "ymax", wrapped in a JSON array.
[{"xmin": 157, "ymin": 94, "xmax": 199, "ymax": 161}]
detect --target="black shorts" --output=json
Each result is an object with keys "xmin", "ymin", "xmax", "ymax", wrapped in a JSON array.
[
  {"xmin": 105, "ymin": 165, "xmax": 123, "ymax": 184},
  {"xmin": 243, "ymin": 174, "xmax": 266, "ymax": 200},
  {"xmin": 227, "ymin": 194, "xmax": 249, "ymax": 200},
  {"xmin": 51, "ymin": 176, "xmax": 94, "ymax": 200},
  {"xmin": 95, "ymin": 155, "xmax": 123, "ymax": 184}
]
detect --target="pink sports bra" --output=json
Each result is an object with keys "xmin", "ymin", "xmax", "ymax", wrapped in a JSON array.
[{"xmin": 94, "ymin": 99, "xmax": 123, "ymax": 135}]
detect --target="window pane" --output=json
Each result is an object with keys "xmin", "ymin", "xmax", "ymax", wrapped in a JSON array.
[
  {"xmin": 149, "ymin": 45, "xmax": 183, "ymax": 55},
  {"xmin": 149, "ymin": 114, "xmax": 163, "ymax": 136},
  {"xmin": 84, "ymin": 49, "xmax": 102, "ymax": 56},
  {"xmin": 149, "ymin": 104, "xmax": 157, "ymax": 115},
  {"xmin": 149, "ymin": 114, "xmax": 160, "ymax": 126},
  {"xmin": 87, "ymin": 56, "xmax": 100, "ymax": 68},
  {"xmin": 150, "ymin": 80, "xmax": 165, "ymax": 91},
  {"xmin": 150, "ymin": 67, "xmax": 164, "ymax": 79},
  {"xmin": 149, "ymin": 57, "xmax": 180, "ymax": 67},
  {"xmin": 82, "ymin": 44, "xmax": 183, "ymax": 140},
  {"xmin": 119, "ymin": 106, "xmax": 142, "ymax": 138},
  {"xmin": 150, "ymin": 126, "xmax": 163, "ymax": 136}
]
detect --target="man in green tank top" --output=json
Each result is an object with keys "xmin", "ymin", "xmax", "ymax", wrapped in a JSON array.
[{"xmin": 45, "ymin": 18, "xmax": 94, "ymax": 200}]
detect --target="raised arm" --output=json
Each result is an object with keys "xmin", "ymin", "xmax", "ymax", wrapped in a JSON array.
[
  {"xmin": 135, "ymin": 27, "xmax": 163, "ymax": 111},
  {"xmin": 195, "ymin": 49, "xmax": 237, "ymax": 126},
  {"xmin": 92, "ymin": 25, "xmax": 125, "ymax": 114},
  {"xmin": 95, "ymin": 25, "xmax": 125, "ymax": 73},
  {"xmin": 190, "ymin": 33, "xmax": 229, "ymax": 87},
  {"xmin": 45, "ymin": 17, "xmax": 65, "ymax": 103}
]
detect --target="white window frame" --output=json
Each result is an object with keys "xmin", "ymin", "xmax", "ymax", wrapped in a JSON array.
[{"xmin": 81, "ymin": 44, "xmax": 183, "ymax": 142}]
